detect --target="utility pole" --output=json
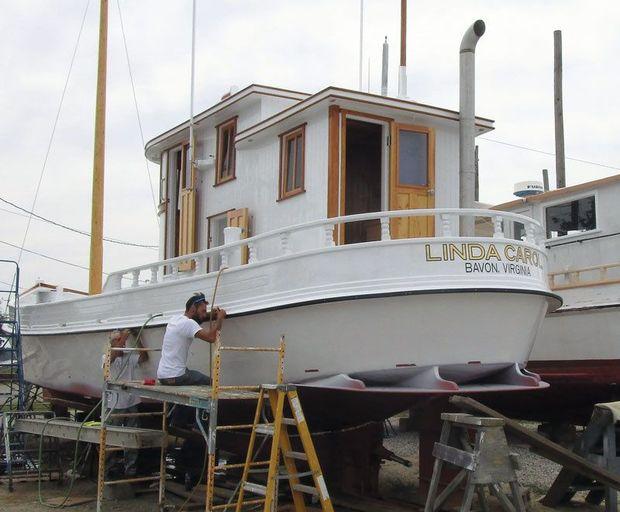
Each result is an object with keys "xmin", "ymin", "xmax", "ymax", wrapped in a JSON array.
[
  {"xmin": 89, "ymin": 0, "xmax": 108, "ymax": 295},
  {"xmin": 554, "ymin": 30, "xmax": 566, "ymax": 189}
]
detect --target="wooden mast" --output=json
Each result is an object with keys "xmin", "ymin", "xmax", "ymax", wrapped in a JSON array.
[{"xmin": 89, "ymin": 0, "xmax": 108, "ymax": 294}]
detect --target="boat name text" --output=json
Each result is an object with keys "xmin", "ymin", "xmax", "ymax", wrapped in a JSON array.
[{"xmin": 424, "ymin": 243, "xmax": 543, "ymax": 271}]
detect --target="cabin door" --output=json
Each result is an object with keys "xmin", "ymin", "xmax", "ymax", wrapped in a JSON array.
[
  {"xmin": 178, "ymin": 144, "xmax": 197, "ymax": 270},
  {"xmin": 390, "ymin": 123, "xmax": 435, "ymax": 238},
  {"xmin": 342, "ymin": 117, "xmax": 388, "ymax": 244}
]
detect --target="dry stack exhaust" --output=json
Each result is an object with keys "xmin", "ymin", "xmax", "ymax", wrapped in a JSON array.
[{"xmin": 459, "ymin": 20, "xmax": 485, "ymax": 236}]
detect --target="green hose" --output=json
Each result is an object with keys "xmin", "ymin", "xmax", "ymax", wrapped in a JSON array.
[{"xmin": 37, "ymin": 313, "xmax": 163, "ymax": 508}]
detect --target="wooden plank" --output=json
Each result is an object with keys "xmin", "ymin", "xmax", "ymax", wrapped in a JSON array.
[
  {"xmin": 450, "ymin": 396, "xmax": 620, "ymax": 492},
  {"xmin": 433, "ymin": 442, "xmax": 477, "ymax": 471},
  {"xmin": 13, "ymin": 418, "xmax": 165, "ymax": 448}
]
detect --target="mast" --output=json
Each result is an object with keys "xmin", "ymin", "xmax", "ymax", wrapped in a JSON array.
[
  {"xmin": 189, "ymin": 0, "xmax": 197, "ymax": 171},
  {"xmin": 88, "ymin": 0, "xmax": 108, "ymax": 295},
  {"xmin": 398, "ymin": 0, "xmax": 407, "ymax": 98}
]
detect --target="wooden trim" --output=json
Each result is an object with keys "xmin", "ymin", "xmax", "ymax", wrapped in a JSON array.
[
  {"xmin": 340, "ymin": 108, "xmax": 394, "ymax": 123},
  {"xmin": 551, "ymin": 278, "xmax": 620, "ymax": 291},
  {"xmin": 493, "ymin": 173, "xmax": 620, "ymax": 210},
  {"xmin": 214, "ymin": 117, "xmax": 238, "ymax": 186},
  {"xmin": 277, "ymin": 124, "xmax": 306, "ymax": 201},
  {"xmin": 235, "ymin": 87, "xmax": 494, "ymax": 144},
  {"xmin": 338, "ymin": 113, "xmax": 347, "ymax": 243},
  {"xmin": 327, "ymin": 106, "xmax": 340, "ymax": 220},
  {"xmin": 145, "ymin": 84, "xmax": 309, "ymax": 152},
  {"xmin": 393, "ymin": 124, "xmax": 434, "ymax": 189}
]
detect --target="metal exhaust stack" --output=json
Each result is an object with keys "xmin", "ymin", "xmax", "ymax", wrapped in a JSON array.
[
  {"xmin": 459, "ymin": 19, "xmax": 485, "ymax": 236},
  {"xmin": 381, "ymin": 37, "xmax": 389, "ymax": 96}
]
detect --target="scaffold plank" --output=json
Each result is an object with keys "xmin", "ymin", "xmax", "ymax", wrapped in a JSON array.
[{"xmin": 13, "ymin": 418, "xmax": 165, "ymax": 449}]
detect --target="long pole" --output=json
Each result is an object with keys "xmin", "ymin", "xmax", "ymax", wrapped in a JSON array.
[
  {"xmin": 189, "ymin": 0, "xmax": 197, "ymax": 169},
  {"xmin": 358, "ymin": 0, "xmax": 364, "ymax": 91},
  {"xmin": 398, "ymin": 0, "xmax": 407, "ymax": 98},
  {"xmin": 554, "ymin": 30, "xmax": 566, "ymax": 189},
  {"xmin": 89, "ymin": 0, "xmax": 108, "ymax": 295}
]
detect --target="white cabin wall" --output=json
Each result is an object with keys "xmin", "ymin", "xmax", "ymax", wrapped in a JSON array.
[
  {"xmin": 260, "ymin": 96, "xmax": 301, "ymax": 119},
  {"xmin": 193, "ymin": 108, "xmax": 328, "ymax": 259}
]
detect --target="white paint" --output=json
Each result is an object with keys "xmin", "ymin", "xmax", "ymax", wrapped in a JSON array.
[{"xmin": 498, "ymin": 178, "xmax": 620, "ymax": 364}]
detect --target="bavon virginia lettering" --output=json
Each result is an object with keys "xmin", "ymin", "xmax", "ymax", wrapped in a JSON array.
[{"xmin": 424, "ymin": 242, "xmax": 543, "ymax": 275}]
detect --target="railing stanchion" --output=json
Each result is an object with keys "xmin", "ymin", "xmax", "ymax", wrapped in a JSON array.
[
  {"xmin": 323, "ymin": 224, "xmax": 336, "ymax": 247},
  {"xmin": 493, "ymin": 216, "xmax": 504, "ymax": 239},
  {"xmin": 149, "ymin": 266, "xmax": 159, "ymax": 284},
  {"xmin": 220, "ymin": 250, "xmax": 229, "ymax": 269},
  {"xmin": 248, "ymin": 242, "xmax": 258, "ymax": 263},
  {"xmin": 131, "ymin": 270, "xmax": 140, "ymax": 288},
  {"xmin": 280, "ymin": 232, "xmax": 292, "ymax": 255},
  {"xmin": 440, "ymin": 214, "xmax": 452, "ymax": 237},
  {"xmin": 380, "ymin": 217, "xmax": 391, "ymax": 241}
]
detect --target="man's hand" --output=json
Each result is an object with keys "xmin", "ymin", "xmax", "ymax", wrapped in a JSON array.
[{"xmin": 215, "ymin": 308, "xmax": 227, "ymax": 320}]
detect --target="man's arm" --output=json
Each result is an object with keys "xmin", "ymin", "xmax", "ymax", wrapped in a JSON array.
[
  {"xmin": 194, "ymin": 309, "xmax": 226, "ymax": 343},
  {"xmin": 134, "ymin": 330, "xmax": 149, "ymax": 363}
]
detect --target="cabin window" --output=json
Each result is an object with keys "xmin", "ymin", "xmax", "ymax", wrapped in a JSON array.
[
  {"xmin": 207, "ymin": 210, "xmax": 232, "ymax": 271},
  {"xmin": 545, "ymin": 195, "xmax": 596, "ymax": 239},
  {"xmin": 278, "ymin": 125, "xmax": 305, "ymax": 200},
  {"xmin": 398, "ymin": 130, "xmax": 428, "ymax": 186},
  {"xmin": 215, "ymin": 118, "xmax": 237, "ymax": 185}
]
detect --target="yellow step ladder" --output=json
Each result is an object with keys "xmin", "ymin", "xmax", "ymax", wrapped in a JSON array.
[{"xmin": 207, "ymin": 336, "xmax": 333, "ymax": 512}]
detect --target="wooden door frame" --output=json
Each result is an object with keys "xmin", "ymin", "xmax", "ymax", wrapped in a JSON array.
[{"xmin": 327, "ymin": 107, "xmax": 393, "ymax": 244}]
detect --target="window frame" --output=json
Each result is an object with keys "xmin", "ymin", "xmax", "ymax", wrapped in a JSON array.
[
  {"xmin": 214, "ymin": 117, "xmax": 238, "ymax": 186},
  {"xmin": 543, "ymin": 191, "xmax": 600, "ymax": 244},
  {"xmin": 278, "ymin": 124, "xmax": 306, "ymax": 201},
  {"xmin": 396, "ymin": 125, "xmax": 432, "ymax": 189}
]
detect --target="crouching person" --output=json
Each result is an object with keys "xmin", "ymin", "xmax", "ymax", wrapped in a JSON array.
[
  {"xmin": 103, "ymin": 329, "xmax": 148, "ymax": 478},
  {"xmin": 157, "ymin": 293, "xmax": 226, "ymax": 386}
]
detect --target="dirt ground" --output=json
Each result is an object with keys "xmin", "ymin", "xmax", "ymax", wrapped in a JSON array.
[{"xmin": 0, "ymin": 427, "xmax": 611, "ymax": 512}]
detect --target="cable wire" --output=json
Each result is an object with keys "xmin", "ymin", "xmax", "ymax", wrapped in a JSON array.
[
  {"xmin": 0, "ymin": 196, "xmax": 157, "ymax": 249},
  {"xmin": 480, "ymin": 137, "xmax": 620, "ymax": 172},
  {"xmin": 17, "ymin": 0, "xmax": 91, "ymax": 265},
  {"xmin": 116, "ymin": 0, "xmax": 160, "ymax": 225}
]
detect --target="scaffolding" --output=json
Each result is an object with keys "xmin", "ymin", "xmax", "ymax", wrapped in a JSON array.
[
  {"xmin": 98, "ymin": 332, "xmax": 333, "ymax": 511},
  {"xmin": 0, "ymin": 260, "xmax": 24, "ymax": 412}
]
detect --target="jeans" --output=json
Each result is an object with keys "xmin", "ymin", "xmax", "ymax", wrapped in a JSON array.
[
  {"xmin": 105, "ymin": 404, "xmax": 139, "ymax": 477},
  {"xmin": 159, "ymin": 369, "xmax": 211, "ymax": 386}
]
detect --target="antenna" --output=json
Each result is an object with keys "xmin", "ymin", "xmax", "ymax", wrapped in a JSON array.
[
  {"xmin": 358, "ymin": 0, "xmax": 364, "ymax": 91},
  {"xmin": 381, "ymin": 36, "xmax": 389, "ymax": 96}
]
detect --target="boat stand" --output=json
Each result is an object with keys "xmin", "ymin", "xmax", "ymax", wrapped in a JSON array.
[
  {"xmin": 542, "ymin": 403, "xmax": 620, "ymax": 512},
  {"xmin": 424, "ymin": 413, "xmax": 526, "ymax": 512}
]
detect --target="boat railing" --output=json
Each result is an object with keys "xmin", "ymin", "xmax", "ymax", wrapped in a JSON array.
[
  {"xmin": 103, "ymin": 208, "xmax": 544, "ymax": 292},
  {"xmin": 549, "ymin": 261, "xmax": 620, "ymax": 290}
]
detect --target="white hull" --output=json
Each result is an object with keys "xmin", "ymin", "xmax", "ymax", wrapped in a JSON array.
[
  {"xmin": 532, "ymin": 304, "xmax": 620, "ymax": 362},
  {"xmin": 22, "ymin": 290, "xmax": 552, "ymax": 397},
  {"xmin": 20, "ymin": 210, "xmax": 559, "ymax": 415}
]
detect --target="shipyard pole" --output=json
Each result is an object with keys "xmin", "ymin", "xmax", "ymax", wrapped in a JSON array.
[
  {"xmin": 398, "ymin": 0, "xmax": 407, "ymax": 98},
  {"xmin": 89, "ymin": 0, "xmax": 108, "ymax": 295},
  {"xmin": 554, "ymin": 30, "xmax": 566, "ymax": 189}
]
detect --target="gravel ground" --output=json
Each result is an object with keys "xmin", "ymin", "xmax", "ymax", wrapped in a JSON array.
[{"xmin": 0, "ymin": 422, "xmax": 607, "ymax": 511}]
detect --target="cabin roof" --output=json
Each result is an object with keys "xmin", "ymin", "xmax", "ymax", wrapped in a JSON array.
[
  {"xmin": 236, "ymin": 86, "xmax": 494, "ymax": 145},
  {"xmin": 145, "ymin": 84, "xmax": 310, "ymax": 161},
  {"xmin": 145, "ymin": 84, "xmax": 495, "ymax": 162},
  {"xmin": 20, "ymin": 282, "xmax": 88, "ymax": 298},
  {"xmin": 493, "ymin": 173, "xmax": 620, "ymax": 210}
]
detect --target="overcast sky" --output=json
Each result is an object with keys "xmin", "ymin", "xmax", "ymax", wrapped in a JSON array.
[{"xmin": 1, "ymin": 0, "xmax": 619, "ymax": 293}]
